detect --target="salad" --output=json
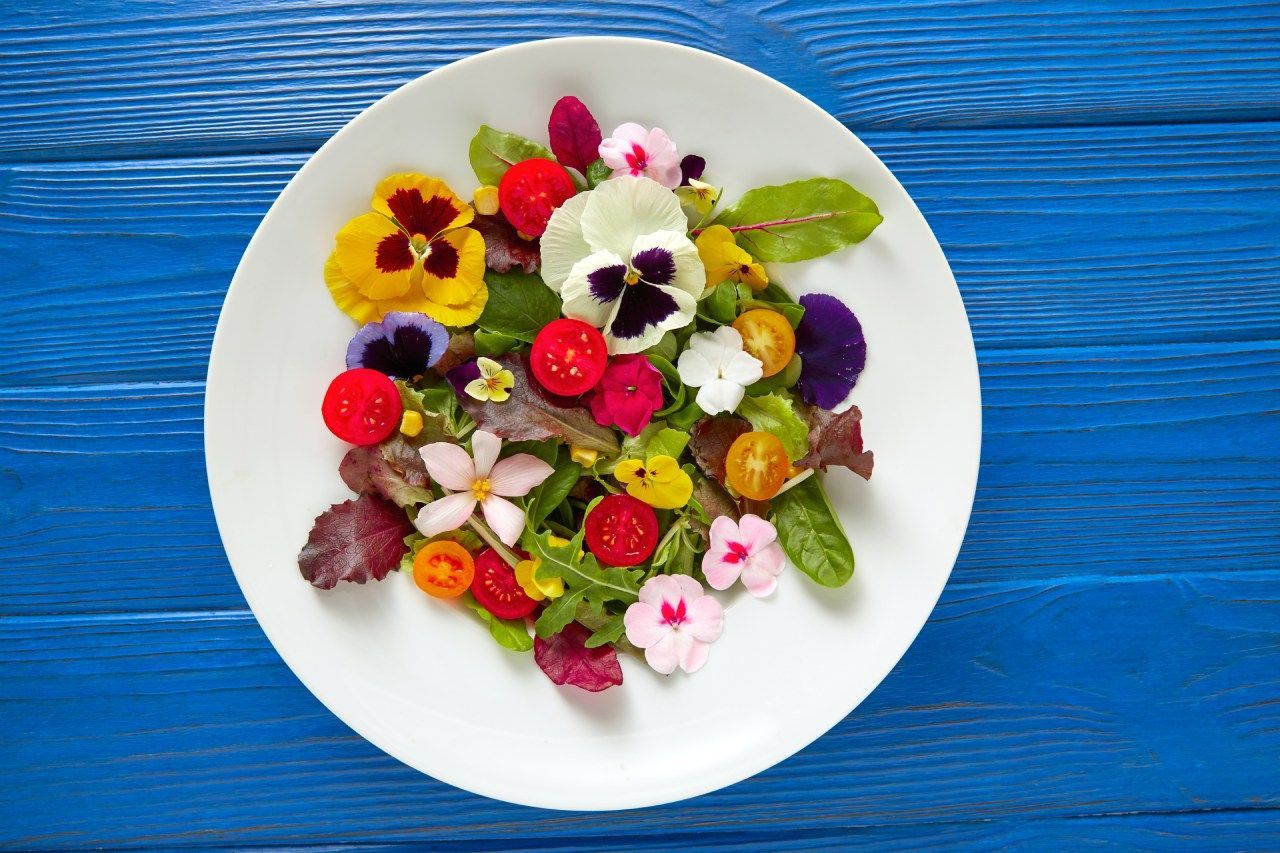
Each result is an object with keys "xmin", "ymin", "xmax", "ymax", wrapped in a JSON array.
[{"xmin": 298, "ymin": 96, "xmax": 879, "ymax": 692}]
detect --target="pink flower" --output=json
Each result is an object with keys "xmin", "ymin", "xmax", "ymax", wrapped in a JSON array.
[
  {"xmin": 624, "ymin": 575, "xmax": 724, "ymax": 674},
  {"xmin": 416, "ymin": 430, "xmax": 553, "ymax": 546},
  {"xmin": 703, "ymin": 514, "xmax": 786, "ymax": 597},
  {"xmin": 598, "ymin": 123, "xmax": 681, "ymax": 189},
  {"xmin": 589, "ymin": 354, "xmax": 665, "ymax": 436}
]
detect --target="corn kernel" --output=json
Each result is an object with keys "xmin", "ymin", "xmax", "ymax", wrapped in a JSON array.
[
  {"xmin": 399, "ymin": 410, "xmax": 424, "ymax": 438},
  {"xmin": 570, "ymin": 446, "xmax": 599, "ymax": 468},
  {"xmin": 473, "ymin": 185, "xmax": 500, "ymax": 216}
]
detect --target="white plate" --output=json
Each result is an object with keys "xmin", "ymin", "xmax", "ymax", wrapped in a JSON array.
[{"xmin": 206, "ymin": 37, "xmax": 980, "ymax": 811}]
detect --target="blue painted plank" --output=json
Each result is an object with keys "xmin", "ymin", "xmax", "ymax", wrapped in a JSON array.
[
  {"xmin": 1, "ymin": 1, "xmax": 1278, "ymax": 161},
  {"xmin": 1, "ymin": 122, "xmax": 1277, "ymax": 390},
  {"xmin": 1, "ymin": 341, "xmax": 1275, "ymax": 614},
  {"xmin": 1, "ymin": 573, "xmax": 1276, "ymax": 846}
]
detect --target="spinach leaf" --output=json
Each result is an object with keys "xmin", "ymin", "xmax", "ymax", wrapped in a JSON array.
[
  {"xmin": 476, "ymin": 270, "xmax": 562, "ymax": 342},
  {"xmin": 474, "ymin": 329, "xmax": 521, "ymax": 358},
  {"xmin": 469, "ymin": 125, "xmax": 555, "ymax": 185},
  {"xmin": 525, "ymin": 457, "xmax": 583, "ymax": 529},
  {"xmin": 701, "ymin": 281, "xmax": 738, "ymax": 324},
  {"xmin": 770, "ymin": 477, "xmax": 854, "ymax": 587},
  {"xmin": 711, "ymin": 178, "xmax": 882, "ymax": 262},
  {"xmin": 464, "ymin": 594, "xmax": 534, "ymax": 652}
]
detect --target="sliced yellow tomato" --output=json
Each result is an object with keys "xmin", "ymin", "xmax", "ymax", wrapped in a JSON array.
[
  {"xmin": 725, "ymin": 431, "xmax": 789, "ymax": 500},
  {"xmin": 412, "ymin": 540, "xmax": 475, "ymax": 598},
  {"xmin": 732, "ymin": 309, "xmax": 796, "ymax": 377}
]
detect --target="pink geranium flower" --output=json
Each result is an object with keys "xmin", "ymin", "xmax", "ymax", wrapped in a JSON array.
[
  {"xmin": 624, "ymin": 575, "xmax": 724, "ymax": 674},
  {"xmin": 703, "ymin": 514, "xmax": 786, "ymax": 597},
  {"xmin": 598, "ymin": 123, "xmax": 681, "ymax": 189},
  {"xmin": 589, "ymin": 354, "xmax": 664, "ymax": 436},
  {"xmin": 416, "ymin": 429, "xmax": 554, "ymax": 546}
]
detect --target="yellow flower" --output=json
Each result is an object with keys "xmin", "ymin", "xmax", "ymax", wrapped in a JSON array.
[
  {"xmin": 515, "ymin": 556, "xmax": 565, "ymax": 601},
  {"xmin": 463, "ymin": 357, "xmax": 515, "ymax": 403},
  {"xmin": 325, "ymin": 173, "xmax": 488, "ymax": 326},
  {"xmin": 695, "ymin": 224, "xmax": 768, "ymax": 291},
  {"xmin": 675, "ymin": 179, "xmax": 721, "ymax": 218},
  {"xmin": 615, "ymin": 455, "xmax": 693, "ymax": 509}
]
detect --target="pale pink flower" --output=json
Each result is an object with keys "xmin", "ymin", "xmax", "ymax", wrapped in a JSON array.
[
  {"xmin": 624, "ymin": 575, "xmax": 724, "ymax": 674},
  {"xmin": 416, "ymin": 430, "xmax": 553, "ymax": 546},
  {"xmin": 598, "ymin": 123, "xmax": 681, "ymax": 189},
  {"xmin": 703, "ymin": 514, "xmax": 786, "ymax": 597}
]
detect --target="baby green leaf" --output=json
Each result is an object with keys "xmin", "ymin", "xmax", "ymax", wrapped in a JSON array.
[
  {"xmin": 738, "ymin": 393, "xmax": 809, "ymax": 461},
  {"xmin": 710, "ymin": 178, "xmax": 882, "ymax": 262},
  {"xmin": 585, "ymin": 158, "xmax": 611, "ymax": 188},
  {"xmin": 770, "ymin": 477, "xmax": 854, "ymax": 587},
  {"xmin": 476, "ymin": 270, "xmax": 563, "ymax": 342},
  {"xmin": 646, "ymin": 427, "xmax": 690, "ymax": 460},
  {"xmin": 464, "ymin": 594, "xmax": 534, "ymax": 652},
  {"xmin": 469, "ymin": 125, "xmax": 555, "ymax": 185},
  {"xmin": 523, "ymin": 528, "xmax": 642, "ymax": 638}
]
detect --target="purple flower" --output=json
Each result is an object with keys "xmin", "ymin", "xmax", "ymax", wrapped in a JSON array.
[
  {"xmin": 346, "ymin": 312, "xmax": 448, "ymax": 379},
  {"xmin": 795, "ymin": 293, "xmax": 866, "ymax": 410},
  {"xmin": 679, "ymin": 154, "xmax": 706, "ymax": 186},
  {"xmin": 446, "ymin": 360, "xmax": 482, "ymax": 397}
]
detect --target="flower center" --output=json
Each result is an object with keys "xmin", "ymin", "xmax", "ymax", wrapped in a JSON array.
[
  {"xmin": 625, "ymin": 143, "xmax": 649, "ymax": 172},
  {"xmin": 724, "ymin": 541, "xmax": 750, "ymax": 564},
  {"xmin": 660, "ymin": 599, "xmax": 687, "ymax": 626},
  {"xmin": 624, "ymin": 267, "xmax": 642, "ymax": 286},
  {"xmin": 471, "ymin": 478, "xmax": 492, "ymax": 501},
  {"xmin": 410, "ymin": 232, "xmax": 429, "ymax": 254}
]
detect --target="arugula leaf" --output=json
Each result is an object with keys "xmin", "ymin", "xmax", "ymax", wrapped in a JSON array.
[
  {"xmin": 464, "ymin": 594, "xmax": 534, "ymax": 652},
  {"xmin": 469, "ymin": 125, "xmax": 555, "ymax": 185},
  {"xmin": 645, "ymin": 427, "xmax": 690, "ymax": 460},
  {"xmin": 584, "ymin": 612, "xmax": 626, "ymax": 649},
  {"xmin": 476, "ymin": 270, "xmax": 563, "ymax": 342},
  {"xmin": 710, "ymin": 178, "xmax": 882, "ymax": 262},
  {"xmin": 738, "ymin": 393, "xmax": 809, "ymax": 461},
  {"xmin": 523, "ymin": 527, "xmax": 642, "ymax": 638},
  {"xmin": 770, "ymin": 477, "xmax": 854, "ymax": 587}
]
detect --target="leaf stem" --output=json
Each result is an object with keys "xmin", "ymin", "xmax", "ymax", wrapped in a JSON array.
[{"xmin": 467, "ymin": 516, "xmax": 521, "ymax": 568}]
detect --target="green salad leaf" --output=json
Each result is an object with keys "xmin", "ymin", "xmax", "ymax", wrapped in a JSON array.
[
  {"xmin": 701, "ymin": 281, "xmax": 738, "ymax": 325},
  {"xmin": 473, "ymin": 329, "xmax": 521, "ymax": 358},
  {"xmin": 710, "ymin": 178, "xmax": 882, "ymax": 262},
  {"xmin": 476, "ymin": 270, "xmax": 563, "ymax": 342},
  {"xmin": 523, "ymin": 526, "xmax": 642, "ymax": 638},
  {"xmin": 464, "ymin": 594, "xmax": 534, "ymax": 652},
  {"xmin": 770, "ymin": 477, "xmax": 854, "ymax": 587},
  {"xmin": 469, "ymin": 125, "xmax": 554, "ymax": 186},
  {"xmin": 645, "ymin": 427, "xmax": 690, "ymax": 460},
  {"xmin": 584, "ymin": 613, "xmax": 627, "ymax": 649},
  {"xmin": 524, "ymin": 450, "xmax": 583, "ymax": 529},
  {"xmin": 585, "ymin": 158, "xmax": 611, "ymax": 188},
  {"xmin": 737, "ymin": 392, "xmax": 809, "ymax": 461}
]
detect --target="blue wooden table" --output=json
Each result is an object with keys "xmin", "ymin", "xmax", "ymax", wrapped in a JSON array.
[{"xmin": 2, "ymin": 2, "xmax": 1278, "ymax": 848}]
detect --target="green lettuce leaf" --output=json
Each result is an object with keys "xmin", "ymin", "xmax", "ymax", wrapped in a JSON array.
[
  {"xmin": 645, "ymin": 427, "xmax": 690, "ymax": 460},
  {"xmin": 737, "ymin": 393, "xmax": 809, "ymax": 461},
  {"xmin": 464, "ymin": 593, "xmax": 534, "ymax": 652},
  {"xmin": 476, "ymin": 270, "xmax": 562, "ymax": 342},
  {"xmin": 710, "ymin": 178, "xmax": 882, "ymax": 262},
  {"xmin": 770, "ymin": 477, "xmax": 854, "ymax": 587},
  {"xmin": 468, "ymin": 125, "xmax": 554, "ymax": 186}
]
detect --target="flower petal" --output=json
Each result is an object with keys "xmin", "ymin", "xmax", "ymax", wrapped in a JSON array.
[
  {"xmin": 371, "ymin": 173, "xmax": 472, "ymax": 235},
  {"xmin": 623, "ymin": 601, "xmax": 668, "ymax": 648},
  {"xmin": 334, "ymin": 212, "xmax": 414, "ymax": 301},
  {"xmin": 480, "ymin": 495, "xmax": 526, "ymax": 546},
  {"xmin": 644, "ymin": 455, "xmax": 683, "ymax": 484},
  {"xmin": 614, "ymin": 458, "xmax": 646, "ymax": 484},
  {"xmin": 560, "ymin": 250, "xmax": 629, "ymax": 329},
  {"xmin": 695, "ymin": 378, "xmax": 746, "ymax": 416},
  {"xmin": 470, "ymin": 429, "xmax": 501, "ymax": 478},
  {"xmin": 676, "ymin": 348, "xmax": 716, "ymax": 387},
  {"xmin": 676, "ymin": 634, "xmax": 710, "ymax": 674},
  {"xmin": 631, "ymin": 229, "xmax": 704, "ymax": 297},
  {"xmin": 418, "ymin": 442, "xmax": 477, "ymax": 490},
  {"xmin": 684, "ymin": 594, "xmax": 724, "ymax": 643},
  {"xmin": 702, "ymin": 548, "xmax": 741, "ymax": 591},
  {"xmin": 580, "ymin": 176, "xmax": 686, "ymax": 260},
  {"xmin": 670, "ymin": 573, "xmax": 705, "ymax": 603},
  {"xmin": 721, "ymin": 350, "xmax": 765, "ymax": 386},
  {"xmin": 736, "ymin": 513, "xmax": 779, "ymax": 551},
  {"xmin": 643, "ymin": 633, "xmax": 680, "ymax": 675},
  {"xmin": 539, "ymin": 192, "xmax": 592, "ymax": 292},
  {"xmin": 325, "ymin": 252, "xmax": 382, "ymax": 325},
  {"xmin": 420, "ymin": 226, "xmax": 485, "ymax": 306},
  {"xmin": 606, "ymin": 283, "xmax": 695, "ymax": 355},
  {"xmin": 487, "ymin": 453, "xmax": 554, "ymax": 497},
  {"xmin": 413, "ymin": 491, "xmax": 476, "ymax": 538},
  {"xmin": 741, "ymin": 543, "xmax": 786, "ymax": 597},
  {"xmin": 638, "ymin": 574, "xmax": 682, "ymax": 609}
]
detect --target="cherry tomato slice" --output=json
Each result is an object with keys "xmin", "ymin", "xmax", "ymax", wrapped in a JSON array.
[
  {"xmin": 530, "ymin": 318, "xmax": 609, "ymax": 396},
  {"xmin": 321, "ymin": 368, "xmax": 403, "ymax": 445},
  {"xmin": 725, "ymin": 431, "xmax": 789, "ymax": 500},
  {"xmin": 412, "ymin": 540, "xmax": 475, "ymax": 599},
  {"xmin": 471, "ymin": 548, "xmax": 539, "ymax": 619},
  {"xmin": 732, "ymin": 309, "xmax": 796, "ymax": 378},
  {"xmin": 498, "ymin": 158, "xmax": 576, "ymax": 237},
  {"xmin": 584, "ymin": 494, "xmax": 659, "ymax": 567}
]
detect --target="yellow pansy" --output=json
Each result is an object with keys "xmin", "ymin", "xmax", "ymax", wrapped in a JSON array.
[
  {"xmin": 695, "ymin": 224, "xmax": 768, "ymax": 291},
  {"xmin": 464, "ymin": 357, "xmax": 515, "ymax": 403},
  {"xmin": 675, "ymin": 178, "xmax": 721, "ymax": 218},
  {"xmin": 515, "ymin": 556, "xmax": 565, "ymax": 601},
  {"xmin": 615, "ymin": 455, "xmax": 693, "ymax": 510},
  {"xmin": 325, "ymin": 173, "xmax": 488, "ymax": 326}
]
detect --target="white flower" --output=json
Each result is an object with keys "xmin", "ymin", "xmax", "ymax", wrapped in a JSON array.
[
  {"xmin": 676, "ymin": 326, "xmax": 764, "ymax": 415},
  {"xmin": 540, "ymin": 176, "xmax": 705, "ymax": 354},
  {"xmin": 598, "ymin": 123, "xmax": 682, "ymax": 189}
]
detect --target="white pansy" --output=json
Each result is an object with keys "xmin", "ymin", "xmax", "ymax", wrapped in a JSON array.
[{"xmin": 676, "ymin": 326, "xmax": 764, "ymax": 415}]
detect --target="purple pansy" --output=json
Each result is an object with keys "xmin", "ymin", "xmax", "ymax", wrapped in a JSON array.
[
  {"xmin": 346, "ymin": 312, "xmax": 449, "ymax": 379},
  {"xmin": 679, "ymin": 154, "xmax": 706, "ymax": 186},
  {"xmin": 795, "ymin": 293, "xmax": 866, "ymax": 410},
  {"xmin": 446, "ymin": 359, "xmax": 482, "ymax": 397}
]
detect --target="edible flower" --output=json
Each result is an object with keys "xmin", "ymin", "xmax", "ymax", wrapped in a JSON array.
[
  {"xmin": 416, "ymin": 430, "xmax": 554, "ymax": 546},
  {"xmin": 345, "ymin": 311, "xmax": 449, "ymax": 379},
  {"xmin": 598, "ymin": 123, "xmax": 681, "ymax": 189},
  {"xmin": 695, "ymin": 225, "xmax": 768, "ymax": 290},
  {"xmin": 615, "ymin": 455, "xmax": 693, "ymax": 509},
  {"xmin": 589, "ymin": 354, "xmax": 664, "ymax": 436},
  {"xmin": 624, "ymin": 574, "xmax": 724, "ymax": 674},
  {"xmin": 679, "ymin": 154, "xmax": 706, "ymax": 185},
  {"xmin": 515, "ymin": 555, "xmax": 564, "ymax": 601},
  {"xmin": 676, "ymin": 326, "xmax": 764, "ymax": 415},
  {"xmin": 325, "ymin": 173, "xmax": 488, "ymax": 326},
  {"xmin": 462, "ymin": 356, "xmax": 515, "ymax": 403},
  {"xmin": 540, "ymin": 176, "xmax": 705, "ymax": 353},
  {"xmin": 703, "ymin": 514, "xmax": 786, "ymax": 597},
  {"xmin": 794, "ymin": 293, "xmax": 867, "ymax": 410},
  {"xmin": 675, "ymin": 178, "xmax": 721, "ymax": 219}
]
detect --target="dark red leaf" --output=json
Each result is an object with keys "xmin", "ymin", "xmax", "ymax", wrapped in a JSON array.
[
  {"xmin": 534, "ymin": 622, "xmax": 623, "ymax": 692},
  {"xmin": 339, "ymin": 440, "xmax": 432, "ymax": 508},
  {"xmin": 797, "ymin": 405, "xmax": 874, "ymax": 480},
  {"xmin": 688, "ymin": 415, "xmax": 751, "ymax": 482},
  {"xmin": 692, "ymin": 474, "xmax": 740, "ymax": 522},
  {"xmin": 298, "ymin": 494, "xmax": 414, "ymax": 589},
  {"xmin": 548, "ymin": 96, "xmax": 603, "ymax": 174},
  {"xmin": 471, "ymin": 211, "xmax": 540, "ymax": 274}
]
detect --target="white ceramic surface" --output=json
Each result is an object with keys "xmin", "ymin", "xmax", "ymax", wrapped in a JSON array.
[{"xmin": 205, "ymin": 37, "xmax": 980, "ymax": 811}]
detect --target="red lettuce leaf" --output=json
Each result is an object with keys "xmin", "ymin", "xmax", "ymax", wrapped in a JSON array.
[
  {"xmin": 298, "ymin": 493, "xmax": 414, "ymax": 589},
  {"xmin": 471, "ymin": 211, "xmax": 540, "ymax": 274},
  {"xmin": 534, "ymin": 621, "xmax": 623, "ymax": 692},
  {"xmin": 457, "ymin": 355, "xmax": 619, "ymax": 454},
  {"xmin": 688, "ymin": 415, "xmax": 751, "ymax": 482},
  {"xmin": 692, "ymin": 474, "xmax": 740, "ymax": 522},
  {"xmin": 339, "ymin": 439, "xmax": 433, "ymax": 508},
  {"xmin": 548, "ymin": 96, "xmax": 603, "ymax": 174},
  {"xmin": 797, "ymin": 405, "xmax": 874, "ymax": 480}
]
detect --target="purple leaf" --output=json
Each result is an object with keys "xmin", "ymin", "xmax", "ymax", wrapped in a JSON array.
[
  {"xmin": 298, "ymin": 493, "xmax": 415, "ymax": 590},
  {"xmin": 796, "ymin": 405, "xmax": 874, "ymax": 480},
  {"xmin": 688, "ymin": 416, "xmax": 751, "ymax": 482},
  {"xmin": 339, "ymin": 439, "xmax": 433, "ymax": 508},
  {"xmin": 548, "ymin": 96, "xmax": 603, "ymax": 174},
  {"xmin": 471, "ymin": 211, "xmax": 541, "ymax": 274},
  {"xmin": 795, "ymin": 293, "xmax": 866, "ymax": 409},
  {"xmin": 534, "ymin": 622, "xmax": 623, "ymax": 692}
]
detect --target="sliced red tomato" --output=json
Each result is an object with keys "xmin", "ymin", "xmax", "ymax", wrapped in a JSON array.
[
  {"xmin": 584, "ymin": 494, "xmax": 659, "ymax": 567},
  {"xmin": 321, "ymin": 368, "xmax": 403, "ymax": 445},
  {"xmin": 472, "ymin": 547, "xmax": 539, "ymax": 619},
  {"xmin": 530, "ymin": 318, "xmax": 608, "ymax": 396},
  {"xmin": 412, "ymin": 540, "xmax": 475, "ymax": 599},
  {"xmin": 725, "ymin": 431, "xmax": 789, "ymax": 500},
  {"xmin": 732, "ymin": 309, "xmax": 796, "ymax": 378},
  {"xmin": 498, "ymin": 158, "xmax": 576, "ymax": 237}
]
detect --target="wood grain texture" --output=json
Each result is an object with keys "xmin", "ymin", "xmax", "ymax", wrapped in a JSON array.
[
  {"xmin": 1, "ymin": 122, "xmax": 1277, "ymax": 389},
  {"xmin": 1, "ymin": 573, "xmax": 1275, "ymax": 847},
  {"xmin": 2, "ymin": 1, "xmax": 1278, "ymax": 161},
  {"xmin": 1, "ymin": 341, "xmax": 1276, "ymax": 615}
]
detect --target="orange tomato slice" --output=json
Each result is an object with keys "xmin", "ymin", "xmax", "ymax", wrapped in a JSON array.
[
  {"xmin": 732, "ymin": 309, "xmax": 796, "ymax": 378},
  {"xmin": 412, "ymin": 540, "xmax": 475, "ymax": 598},
  {"xmin": 725, "ymin": 431, "xmax": 789, "ymax": 500}
]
